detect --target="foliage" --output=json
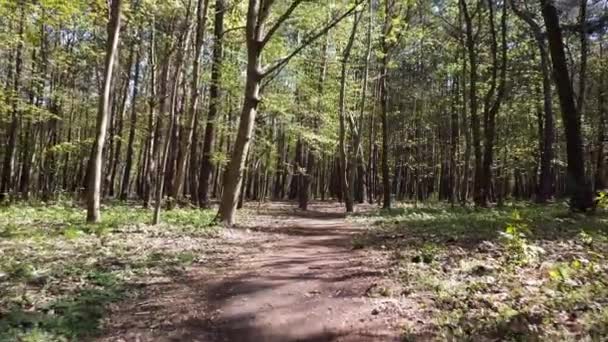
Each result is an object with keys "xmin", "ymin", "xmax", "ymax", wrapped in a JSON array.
[{"xmin": 499, "ymin": 210, "xmax": 545, "ymax": 266}]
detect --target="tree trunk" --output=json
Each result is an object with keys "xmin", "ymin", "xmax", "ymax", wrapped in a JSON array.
[
  {"xmin": 199, "ymin": 0, "xmax": 225, "ymax": 207},
  {"xmin": 0, "ymin": 3, "xmax": 24, "ymax": 201},
  {"xmin": 460, "ymin": 0, "xmax": 482, "ymax": 207},
  {"xmin": 540, "ymin": 0, "xmax": 593, "ymax": 211},
  {"xmin": 153, "ymin": 19, "xmax": 192, "ymax": 224},
  {"xmin": 217, "ymin": 0, "xmax": 262, "ymax": 225},
  {"xmin": 300, "ymin": 38, "xmax": 328, "ymax": 210},
  {"xmin": 172, "ymin": 0, "xmax": 209, "ymax": 203},
  {"xmin": 110, "ymin": 46, "xmax": 134, "ymax": 197},
  {"xmin": 338, "ymin": 13, "xmax": 361, "ymax": 213},
  {"xmin": 595, "ymin": 41, "xmax": 606, "ymax": 190},
  {"xmin": 481, "ymin": 0, "xmax": 508, "ymax": 206},
  {"xmin": 86, "ymin": 0, "xmax": 122, "ymax": 222},
  {"xmin": 511, "ymin": 0, "xmax": 555, "ymax": 203},
  {"xmin": 143, "ymin": 23, "xmax": 157, "ymax": 208},
  {"xmin": 120, "ymin": 43, "xmax": 142, "ymax": 200}
]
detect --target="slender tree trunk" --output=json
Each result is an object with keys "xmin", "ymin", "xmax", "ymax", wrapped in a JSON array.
[
  {"xmin": 110, "ymin": 46, "xmax": 134, "ymax": 197},
  {"xmin": 300, "ymin": 39, "xmax": 328, "ymax": 210},
  {"xmin": 450, "ymin": 76, "xmax": 460, "ymax": 206},
  {"xmin": 540, "ymin": 0, "xmax": 593, "ymax": 211},
  {"xmin": 511, "ymin": 0, "xmax": 555, "ymax": 202},
  {"xmin": 577, "ymin": 0, "xmax": 587, "ymax": 116},
  {"xmin": 595, "ymin": 41, "xmax": 606, "ymax": 190},
  {"xmin": 172, "ymin": 0, "xmax": 209, "ymax": 203},
  {"xmin": 1, "ymin": 3, "xmax": 25, "ymax": 201},
  {"xmin": 379, "ymin": 1, "xmax": 396, "ymax": 210},
  {"xmin": 120, "ymin": 43, "xmax": 142, "ymax": 200},
  {"xmin": 86, "ymin": 0, "xmax": 122, "ymax": 222},
  {"xmin": 199, "ymin": 0, "xmax": 225, "ymax": 207},
  {"xmin": 355, "ymin": 0, "xmax": 373, "ymax": 204},
  {"xmin": 217, "ymin": 1, "xmax": 262, "ymax": 224},
  {"xmin": 460, "ymin": 0, "xmax": 482, "ymax": 207},
  {"xmin": 338, "ymin": 13, "xmax": 361, "ymax": 213},
  {"xmin": 153, "ymin": 20, "xmax": 191, "ymax": 224},
  {"xmin": 480, "ymin": 0, "xmax": 508, "ymax": 205},
  {"xmin": 143, "ymin": 23, "xmax": 157, "ymax": 208}
]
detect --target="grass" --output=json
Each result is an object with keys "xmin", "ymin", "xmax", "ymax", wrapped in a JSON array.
[
  {"xmin": 352, "ymin": 201, "xmax": 608, "ymax": 341},
  {"xmin": 0, "ymin": 202, "xmax": 218, "ymax": 341}
]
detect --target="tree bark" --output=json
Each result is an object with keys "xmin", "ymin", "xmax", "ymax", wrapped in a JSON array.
[
  {"xmin": 0, "ymin": 3, "xmax": 24, "ymax": 201},
  {"xmin": 86, "ymin": 0, "xmax": 122, "ymax": 222},
  {"xmin": 540, "ymin": 0, "xmax": 593, "ymax": 211},
  {"xmin": 460, "ymin": 0, "xmax": 482, "ymax": 207},
  {"xmin": 172, "ymin": 0, "xmax": 209, "ymax": 204},
  {"xmin": 120, "ymin": 41, "xmax": 142, "ymax": 200},
  {"xmin": 480, "ymin": 0, "xmax": 508, "ymax": 205},
  {"xmin": 338, "ymin": 12, "xmax": 361, "ymax": 213},
  {"xmin": 153, "ymin": 17, "xmax": 192, "ymax": 224},
  {"xmin": 595, "ymin": 41, "xmax": 606, "ymax": 190},
  {"xmin": 199, "ymin": 0, "xmax": 225, "ymax": 207},
  {"xmin": 511, "ymin": 0, "xmax": 555, "ymax": 203}
]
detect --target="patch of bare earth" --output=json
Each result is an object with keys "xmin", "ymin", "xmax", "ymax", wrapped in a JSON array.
[{"xmin": 97, "ymin": 203, "xmax": 409, "ymax": 342}]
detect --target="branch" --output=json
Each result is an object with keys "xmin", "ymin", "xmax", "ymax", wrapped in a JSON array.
[
  {"xmin": 510, "ymin": 0, "xmax": 542, "ymax": 38},
  {"xmin": 221, "ymin": 25, "xmax": 246, "ymax": 37},
  {"xmin": 261, "ymin": 0, "xmax": 364, "ymax": 78},
  {"xmin": 261, "ymin": 0, "xmax": 306, "ymax": 48},
  {"xmin": 259, "ymin": 0, "xmax": 277, "ymax": 24}
]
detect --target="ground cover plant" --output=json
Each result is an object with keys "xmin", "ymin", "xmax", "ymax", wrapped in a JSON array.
[
  {"xmin": 0, "ymin": 202, "xmax": 218, "ymax": 341},
  {"xmin": 352, "ymin": 202, "xmax": 608, "ymax": 340}
]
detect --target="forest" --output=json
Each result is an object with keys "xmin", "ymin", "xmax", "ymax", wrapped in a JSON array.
[{"xmin": 1, "ymin": 0, "xmax": 608, "ymax": 341}]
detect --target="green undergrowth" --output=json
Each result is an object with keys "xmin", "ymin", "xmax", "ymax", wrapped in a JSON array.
[
  {"xmin": 0, "ymin": 202, "xmax": 219, "ymax": 341},
  {"xmin": 352, "ymin": 202, "xmax": 608, "ymax": 341}
]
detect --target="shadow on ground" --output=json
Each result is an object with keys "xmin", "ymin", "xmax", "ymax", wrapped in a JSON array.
[{"xmin": 97, "ymin": 202, "xmax": 401, "ymax": 342}]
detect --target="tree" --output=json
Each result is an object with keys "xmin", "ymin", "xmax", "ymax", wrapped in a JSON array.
[
  {"xmin": 379, "ymin": 0, "xmax": 407, "ymax": 210},
  {"xmin": 216, "ymin": 0, "xmax": 364, "ymax": 225},
  {"xmin": 539, "ymin": 0, "xmax": 593, "ymax": 211},
  {"xmin": 86, "ymin": 0, "xmax": 123, "ymax": 222},
  {"xmin": 199, "ymin": 0, "xmax": 225, "ymax": 208},
  {"xmin": 339, "ymin": 10, "xmax": 363, "ymax": 213},
  {"xmin": 171, "ymin": 0, "xmax": 210, "ymax": 204},
  {"xmin": 511, "ymin": 0, "xmax": 555, "ymax": 203},
  {"xmin": 0, "ymin": 1, "xmax": 25, "ymax": 201}
]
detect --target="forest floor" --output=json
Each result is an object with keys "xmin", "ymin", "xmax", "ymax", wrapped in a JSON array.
[
  {"xmin": 97, "ymin": 202, "xmax": 404, "ymax": 342},
  {"xmin": 1, "ymin": 201, "xmax": 608, "ymax": 341}
]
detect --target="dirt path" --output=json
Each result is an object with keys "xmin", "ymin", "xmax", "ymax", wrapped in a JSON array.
[{"xmin": 99, "ymin": 203, "xmax": 404, "ymax": 342}]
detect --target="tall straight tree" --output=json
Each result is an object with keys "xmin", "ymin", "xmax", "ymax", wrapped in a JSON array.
[
  {"xmin": 539, "ymin": 0, "xmax": 593, "ymax": 211},
  {"xmin": 299, "ymin": 38, "xmax": 328, "ymax": 211},
  {"xmin": 339, "ymin": 10, "xmax": 363, "ymax": 213},
  {"xmin": 153, "ymin": 12, "xmax": 193, "ymax": 225},
  {"xmin": 459, "ymin": 0, "xmax": 482, "ymax": 206},
  {"xmin": 379, "ymin": 0, "xmax": 407, "ymax": 210},
  {"xmin": 86, "ymin": 0, "xmax": 123, "ymax": 222},
  {"xmin": 199, "ymin": 0, "xmax": 225, "ymax": 207},
  {"xmin": 171, "ymin": 0, "xmax": 209, "ymax": 203},
  {"xmin": 216, "ymin": 0, "xmax": 363, "ymax": 225},
  {"xmin": 511, "ymin": 0, "xmax": 555, "ymax": 203},
  {"xmin": 0, "ymin": 1, "xmax": 24, "ymax": 201},
  {"xmin": 120, "ymin": 38, "xmax": 142, "ymax": 200},
  {"xmin": 480, "ymin": 0, "xmax": 508, "ymax": 205}
]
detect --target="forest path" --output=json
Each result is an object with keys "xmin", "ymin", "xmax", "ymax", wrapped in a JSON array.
[{"xmin": 98, "ymin": 203, "xmax": 404, "ymax": 342}]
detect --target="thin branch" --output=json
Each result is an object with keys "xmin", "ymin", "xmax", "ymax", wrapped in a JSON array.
[
  {"xmin": 221, "ymin": 25, "xmax": 246, "ymax": 37},
  {"xmin": 261, "ymin": 0, "xmax": 365, "ymax": 78},
  {"xmin": 261, "ymin": 0, "xmax": 306, "ymax": 48}
]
